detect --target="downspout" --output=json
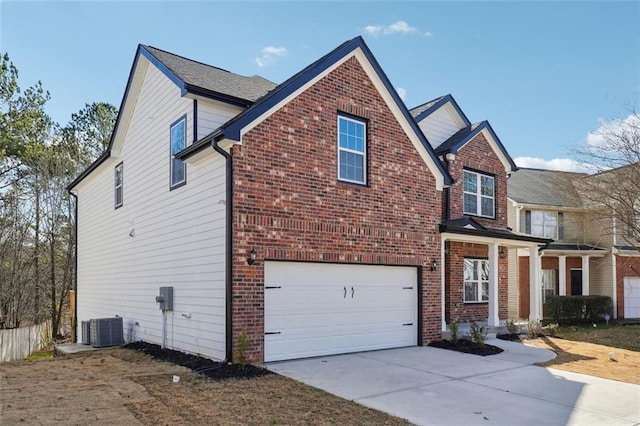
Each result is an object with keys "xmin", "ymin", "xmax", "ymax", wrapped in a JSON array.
[
  {"xmin": 212, "ymin": 137, "xmax": 233, "ymax": 363},
  {"xmin": 69, "ymin": 192, "xmax": 78, "ymax": 343}
]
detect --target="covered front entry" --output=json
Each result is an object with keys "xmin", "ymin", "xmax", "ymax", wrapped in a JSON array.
[{"xmin": 263, "ymin": 261, "xmax": 418, "ymax": 362}]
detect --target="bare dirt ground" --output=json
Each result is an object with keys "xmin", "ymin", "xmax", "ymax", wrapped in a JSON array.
[
  {"xmin": 0, "ymin": 348, "xmax": 410, "ymax": 425},
  {"xmin": 524, "ymin": 337, "xmax": 640, "ymax": 384}
]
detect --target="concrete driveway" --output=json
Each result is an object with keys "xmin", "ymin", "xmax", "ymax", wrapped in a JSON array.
[{"xmin": 267, "ymin": 339, "xmax": 640, "ymax": 425}]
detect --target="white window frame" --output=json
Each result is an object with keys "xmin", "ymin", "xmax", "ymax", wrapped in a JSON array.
[
  {"xmin": 170, "ymin": 115, "xmax": 186, "ymax": 189},
  {"xmin": 541, "ymin": 269, "xmax": 557, "ymax": 304},
  {"xmin": 337, "ymin": 115, "xmax": 366, "ymax": 185},
  {"xmin": 463, "ymin": 258, "xmax": 489, "ymax": 303},
  {"xmin": 114, "ymin": 162, "xmax": 123, "ymax": 209},
  {"xmin": 463, "ymin": 170, "xmax": 495, "ymax": 218},
  {"xmin": 531, "ymin": 210, "xmax": 559, "ymax": 239}
]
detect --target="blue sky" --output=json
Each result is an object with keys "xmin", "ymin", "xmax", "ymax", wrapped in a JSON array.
[{"xmin": 2, "ymin": 1, "xmax": 638, "ymax": 171}]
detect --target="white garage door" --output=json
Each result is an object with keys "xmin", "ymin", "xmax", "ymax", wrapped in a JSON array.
[
  {"xmin": 264, "ymin": 261, "xmax": 418, "ymax": 362},
  {"xmin": 624, "ymin": 277, "xmax": 640, "ymax": 319}
]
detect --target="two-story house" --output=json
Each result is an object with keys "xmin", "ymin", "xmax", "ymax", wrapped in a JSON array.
[
  {"xmin": 507, "ymin": 167, "xmax": 640, "ymax": 320},
  {"xmin": 69, "ymin": 37, "xmax": 549, "ymax": 364}
]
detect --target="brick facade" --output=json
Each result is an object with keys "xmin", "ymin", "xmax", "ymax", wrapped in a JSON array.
[
  {"xmin": 444, "ymin": 242, "xmax": 508, "ymax": 323},
  {"xmin": 231, "ymin": 56, "xmax": 442, "ymax": 362},
  {"xmin": 446, "ymin": 133, "xmax": 508, "ymax": 228},
  {"xmin": 615, "ymin": 255, "xmax": 640, "ymax": 318}
]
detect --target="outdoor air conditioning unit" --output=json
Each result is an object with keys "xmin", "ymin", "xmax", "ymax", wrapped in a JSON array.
[
  {"xmin": 81, "ymin": 321, "xmax": 92, "ymax": 345},
  {"xmin": 90, "ymin": 317, "xmax": 124, "ymax": 348}
]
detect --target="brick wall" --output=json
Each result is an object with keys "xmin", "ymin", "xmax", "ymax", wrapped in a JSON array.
[
  {"xmin": 615, "ymin": 256, "xmax": 640, "ymax": 318},
  {"xmin": 231, "ymin": 56, "xmax": 443, "ymax": 362},
  {"xmin": 446, "ymin": 133, "xmax": 508, "ymax": 228},
  {"xmin": 444, "ymin": 241, "xmax": 508, "ymax": 323}
]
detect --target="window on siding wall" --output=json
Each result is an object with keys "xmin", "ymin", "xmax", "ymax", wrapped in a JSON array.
[
  {"xmin": 170, "ymin": 115, "xmax": 186, "ymax": 188},
  {"xmin": 541, "ymin": 269, "xmax": 557, "ymax": 303},
  {"xmin": 114, "ymin": 162, "xmax": 123, "ymax": 209},
  {"xmin": 463, "ymin": 258, "xmax": 489, "ymax": 303},
  {"xmin": 525, "ymin": 210, "xmax": 563, "ymax": 239},
  {"xmin": 337, "ymin": 115, "xmax": 366, "ymax": 184},
  {"xmin": 463, "ymin": 170, "xmax": 494, "ymax": 218}
]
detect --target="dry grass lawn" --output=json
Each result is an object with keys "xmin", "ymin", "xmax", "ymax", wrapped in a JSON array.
[
  {"xmin": 525, "ymin": 336, "xmax": 640, "ymax": 384},
  {"xmin": 0, "ymin": 348, "xmax": 411, "ymax": 425}
]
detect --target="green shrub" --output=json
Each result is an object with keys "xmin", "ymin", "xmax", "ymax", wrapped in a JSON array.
[
  {"xmin": 449, "ymin": 321, "xmax": 459, "ymax": 344},
  {"xmin": 235, "ymin": 332, "xmax": 249, "ymax": 368},
  {"xmin": 468, "ymin": 321, "xmax": 486, "ymax": 346},
  {"xmin": 547, "ymin": 295, "xmax": 612, "ymax": 324}
]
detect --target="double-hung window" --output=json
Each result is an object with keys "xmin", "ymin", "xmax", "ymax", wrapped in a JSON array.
[
  {"xmin": 170, "ymin": 115, "xmax": 186, "ymax": 188},
  {"xmin": 526, "ymin": 210, "xmax": 563, "ymax": 239},
  {"xmin": 464, "ymin": 258, "xmax": 489, "ymax": 303},
  {"xmin": 114, "ymin": 162, "xmax": 123, "ymax": 209},
  {"xmin": 463, "ymin": 170, "xmax": 494, "ymax": 218},
  {"xmin": 337, "ymin": 115, "xmax": 366, "ymax": 185}
]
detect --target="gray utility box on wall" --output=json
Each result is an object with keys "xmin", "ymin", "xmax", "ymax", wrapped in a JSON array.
[
  {"xmin": 90, "ymin": 317, "xmax": 125, "ymax": 348},
  {"xmin": 157, "ymin": 286, "xmax": 174, "ymax": 311}
]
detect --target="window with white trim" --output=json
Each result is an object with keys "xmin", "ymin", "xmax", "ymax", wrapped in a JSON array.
[
  {"xmin": 464, "ymin": 258, "xmax": 489, "ymax": 303},
  {"xmin": 337, "ymin": 115, "xmax": 366, "ymax": 184},
  {"xmin": 170, "ymin": 116, "xmax": 186, "ymax": 188},
  {"xmin": 114, "ymin": 162, "xmax": 123, "ymax": 209},
  {"xmin": 541, "ymin": 269, "xmax": 557, "ymax": 303},
  {"xmin": 526, "ymin": 210, "xmax": 563, "ymax": 239},
  {"xmin": 463, "ymin": 170, "xmax": 494, "ymax": 218}
]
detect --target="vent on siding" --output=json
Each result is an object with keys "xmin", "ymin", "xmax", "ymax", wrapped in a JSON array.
[
  {"xmin": 90, "ymin": 317, "xmax": 125, "ymax": 348},
  {"xmin": 81, "ymin": 321, "xmax": 92, "ymax": 345}
]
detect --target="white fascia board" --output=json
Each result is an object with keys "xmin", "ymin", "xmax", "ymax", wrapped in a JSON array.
[
  {"xmin": 479, "ymin": 128, "xmax": 513, "ymax": 173},
  {"xmin": 441, "ymin": 232, "xmax": 543, "ymax": 249},
  {"xmin": 443, "ymin": 102, "xmax": 467, "ymax": 129}
]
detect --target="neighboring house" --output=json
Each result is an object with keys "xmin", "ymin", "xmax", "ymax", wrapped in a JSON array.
[
  {"xmin": 507, "ymin": 168, "xmax": 640, "ymax": 320},
  {"xmin": 69, "ymin": 37, "xmax": 548, "ymax": 364},
  {"xmin": 410, "ymin": 97, "xmax": 549, "ymax": 330}
]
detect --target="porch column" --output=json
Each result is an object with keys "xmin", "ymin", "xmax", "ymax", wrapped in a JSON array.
[
  {"xmin": 558, "ymin": 255, "xmax": 567, "ymax": 296},
  {"xmin": 529, "ymin": 248, "xmax": 542, "ymax": 321},
  {"xmin": 488, "ymin": 243, "xmax": 500, "ymax": 327},
  {"xmin": 582, "ymin": 255, "xmax": 590, "ymax": 295},
  {"xmin": 441, "ymin": 237, "xmax": 447, "ymax": 332}
]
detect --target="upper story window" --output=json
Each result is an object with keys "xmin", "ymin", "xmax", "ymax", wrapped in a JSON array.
[
  {"xmin": 170, "ymin": 115, "xmax": 186, "ymax": 189},
  {"xmin": 114, "ymin": 162, "xmax": 123, "ymax": 209},
  {"xmin": 337, "ymin": 115, "xmax": 366, "ymax": 185},
  {"xmin": 464, "ymin": 258, "xmax": 489, "ymax": 303},
  {"xmin": 526, "ymin": 210, "xmax": 564, "ymax": 239},
  {"xmin": 463, "ymin": 170, "xmax": 494, "ymax": 218}
]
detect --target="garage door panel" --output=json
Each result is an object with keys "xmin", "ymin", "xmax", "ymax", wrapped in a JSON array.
[
  {"xmin": 264, "ymin": 261, "xmax": 418, "ymax": 362},
  {"xmin": 624, "ymin": 277, "xmax": 640, "ymax": 318}
]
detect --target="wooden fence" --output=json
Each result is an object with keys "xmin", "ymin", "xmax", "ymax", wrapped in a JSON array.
[{"xmin": 0, "ymin": 321, "xmax": 52, "ymax": 363}]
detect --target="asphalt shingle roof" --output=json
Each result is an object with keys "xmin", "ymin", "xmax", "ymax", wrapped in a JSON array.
[
  {"xmin": 507, "ymin": 168, "xmax": 586, "ymax": 208},
  {"xmin": 143, "ymin": 46, "xmax": 277, "ymax": 103},
  {"xmin": 409, "ymin": 96, "xmax": 443, "ymax": 119}
]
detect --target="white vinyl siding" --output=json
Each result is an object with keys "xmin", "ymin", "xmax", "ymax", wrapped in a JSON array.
[
  {"xmin": 75, "ymin": 62, "xmax": 228, "ymax": 360},
  {"xmin": 416, "ymin": 104, "xmax": 464, "ymax": 147},
  {"xmin": 197, "ymin": 101, "xmax": 241, "ymax": 138}
]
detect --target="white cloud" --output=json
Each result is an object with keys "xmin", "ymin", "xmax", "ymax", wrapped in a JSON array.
[
  {"xmin": 514, "ymin": 156, "xmax": 592, "ymax": 173},
  {"xmin": 363, "ymin": 21, "xmax": 431, "ymax": 37},
  {"xmin": 396, "ymin": 87, "xmax": 407, "ymax": 101},
  {"xmin": 255, "ymin": 45, "xmax": 287, "ymax": 68},
  {"xmin": 586, "ymin": 114, "xmax": 640, "ymax": 149}
]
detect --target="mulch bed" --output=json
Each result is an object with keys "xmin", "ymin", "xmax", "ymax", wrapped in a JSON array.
[
  {"xmin": 123, "ymin": 341, "xmax": 273, "ymax": 381},
  {"xmin": 428, "ymin": 339, "xmax": 504, "ymax": 356}
]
